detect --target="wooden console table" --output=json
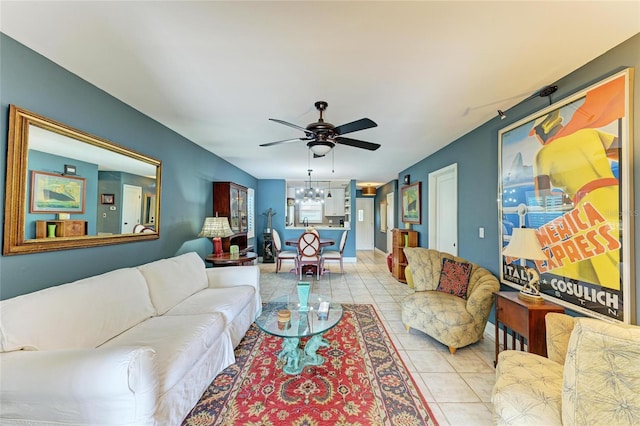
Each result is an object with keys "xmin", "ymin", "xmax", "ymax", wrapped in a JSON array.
[
  {"xmin": 36, "ymin": 220, "xmax": 87, "ymax": 238},
  {"xmin": 494, "ymin": 291, "xmax": 564, "ymax": 366}
]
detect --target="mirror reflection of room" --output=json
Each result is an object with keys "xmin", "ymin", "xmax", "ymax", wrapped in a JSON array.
[
  {"xmin": 26, "ymin": 124, "xmax": 158, "ymax": 238},
  {"xmin": 4, "ymin": 105, "xmax": 162, "ymax": 255}
]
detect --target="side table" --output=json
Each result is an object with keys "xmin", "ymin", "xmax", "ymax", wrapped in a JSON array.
[
  {"xmin": 205, "ymin": 252, "xmax": 257, "ymax": 267},
  {"xmin": 494, "ymin": 291, "xmax": 564, "ymax": 366}
]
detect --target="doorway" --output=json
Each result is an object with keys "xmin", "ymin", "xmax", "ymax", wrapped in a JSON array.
[
  {"xmin": 428, "ymin": 164, "xmax": 458, "ymax": 255},
  {"xmin": 122, "ymin": 184, "xmax": 142, "ymax": 233},
  {"xmin": 355, "ymin": 197, "xmax": 374, "ymax": 250}
]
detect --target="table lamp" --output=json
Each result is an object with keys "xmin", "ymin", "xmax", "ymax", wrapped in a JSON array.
[
  {"xmin": 502, "ymin": 227, "xmax": 547, "ymax": 304},
  {"xmin": 198, "ymin": 216, "xmax": 234, "ymax": 257}
]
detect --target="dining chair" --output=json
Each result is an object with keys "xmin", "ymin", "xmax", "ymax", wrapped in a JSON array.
[
  {"xmin": 133, "ymin": 224, "xmax": 155, "ymax": 233},
  {"xmin": 272, "ymin": 229, "xmax": 297, "ymax": 273},
  {"xmin": 306, "ymin": 227, "xmax": 322, "ymax": 253},
  {"xmin": 297, "ymin": 231, "xmax": 323, "ymax": 280},
  {"xmin": 321, "ymin": 230, "xmax": 348, "ymax": 274}
]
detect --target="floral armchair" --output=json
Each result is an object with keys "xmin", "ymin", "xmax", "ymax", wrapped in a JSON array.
[
  {"xmin": 401, "ymin": 248, "xmax": 500, "ymax": 354},
  {"xmin": 492, "ymin": 313, "xmax": 640, "ymax": 425}
]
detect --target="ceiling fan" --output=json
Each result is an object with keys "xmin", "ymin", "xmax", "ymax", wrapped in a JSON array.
[{"xmin": 260, "ymin": 101, "xmax": 380, "ymax": 157}]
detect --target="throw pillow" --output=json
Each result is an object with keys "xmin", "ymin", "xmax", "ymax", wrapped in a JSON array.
[
  {"xmin": 405, "ymin": 266, "xmax": 414, "ymax": 289},
  {"xmin": 436, "ymin": 258, "xmax": 472, "ymax": 299}
]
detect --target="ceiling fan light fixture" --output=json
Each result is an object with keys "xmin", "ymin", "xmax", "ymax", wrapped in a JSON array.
[
  {"xmin": 362, "ymin": 186, "xmax": 376, "ymax": 196},
  {"xmin": 308, "ymin": 141, "xmax": 334, "ymax": 156}
]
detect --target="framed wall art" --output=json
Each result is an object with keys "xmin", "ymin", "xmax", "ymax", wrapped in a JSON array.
[
  {"xmin": 401, "ymin": 181, "xmax": 421, "ymax": 224},
  {"xmin": 30, "ymin": 170, "xmax": 86, "ymax": 214},
  {"xmin": 101, "ymin": 194, "xmax": 115, "ymax": 205},
  {"xmin": 498, "ymin": 68, "xmax": 634, "ymax": 323}
]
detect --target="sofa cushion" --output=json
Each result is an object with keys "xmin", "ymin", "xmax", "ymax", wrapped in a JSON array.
[
  {"xmin": 436, "ymin": 258, "xmax": 472, "ymax": 299},
  {"xmin": 100, "ymin": 313, "xmax": 229, "ymax": 395},
  {"xmin": 165, "ymin": 286, "xmax": 255, "ymax": 322},
  {"xmin": 492, "ymin": 350, "xmax": 563, "ymax": 426},
  {"xmin": 138, "ymin": 252, "xmax": 208, "ymax": 315},
  {"xmin": 562, "ymin": 318, "xmax": 640, "ymax": 426},
  {"xmin": 0, "ymin": 268, "xmax": 154, "ymax": 352},
  {"xmin": 166, "ymin": 286, "xmax": 258, "ymax": 348},
  {"xmin": 405, "ymin": 266, "xmax": 414, "ymax": 289}
]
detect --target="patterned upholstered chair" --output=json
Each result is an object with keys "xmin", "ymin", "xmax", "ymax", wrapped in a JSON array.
[
  {"xmin": 401, "ymin": 247, "xmax": 499, "ymax": 354},
  {"xmin": 492, "ymin": 313, "xmax": 640, "ymax": 425}
]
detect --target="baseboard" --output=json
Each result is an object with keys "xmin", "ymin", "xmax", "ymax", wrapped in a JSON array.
[{"xmin": 484, "ymin": 321, "xmax": 495, "ymax": 343}]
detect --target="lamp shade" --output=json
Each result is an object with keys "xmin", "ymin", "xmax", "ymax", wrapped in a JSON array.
[
  {"xmin": 362, "ymin": 186, "xmax": 376, "ymax": 196},
  {"xmin": 308, "ymin": 141, "xmax": 334, "ymax": 156},
  {"xmin": 502, "ymin": 227, "xmax": 546, "ymax": 260},
  {"xmin": 198, "ymin": 217, "xmax": 234, "ymax": 239}
]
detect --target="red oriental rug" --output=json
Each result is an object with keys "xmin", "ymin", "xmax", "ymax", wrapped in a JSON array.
[{"xmin": 183, "ymin": 304, "xmax": 438, "ymax": 426}]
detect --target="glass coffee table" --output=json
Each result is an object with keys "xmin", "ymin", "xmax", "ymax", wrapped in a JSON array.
[{"xmin": 255, "ymin": 294, "xmax": 343, "ymax": 375}]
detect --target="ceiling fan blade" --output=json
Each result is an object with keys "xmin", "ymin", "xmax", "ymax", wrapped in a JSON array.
[
  {"xmin": 269, "ymin": 118, "xmax": 315, "ymax": 135},
  {"xmin": 259, "ymin": 137, "xmax": 310, "ymax": 147},
  {"xmin": 333, "ymin": 118, "xmax": 377, "ymax": 135},
  {"xmin": 334, "ymin": 137, "xmax": 381, "ymax": 151}
]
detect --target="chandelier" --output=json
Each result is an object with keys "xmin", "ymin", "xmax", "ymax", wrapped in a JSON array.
[{"xmin": 296, "ymin": 169, "xmax": 324, "ymax": 203}]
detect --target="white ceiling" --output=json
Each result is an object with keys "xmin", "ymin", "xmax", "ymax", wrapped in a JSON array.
[{"xmin": 2, "ymin": 1, "xmax": 638, "ymax": 188}]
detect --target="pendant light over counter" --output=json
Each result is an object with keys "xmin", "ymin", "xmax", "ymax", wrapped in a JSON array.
[{"xmin": 362, "ymin": 186, "xmax": 376, "ymax": 196}]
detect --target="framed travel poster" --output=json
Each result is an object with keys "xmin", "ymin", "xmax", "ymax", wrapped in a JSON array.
[
  {"xmin": 30, "ymin": 170, "xmax": 86, "ymax": 213},
  {"xmin": 498, "ymin": 68, "xmax": 634, "ymax": 323},
  {"xmin": 401, "ymin": 181, "xmax": 421, "ymax": 224}
]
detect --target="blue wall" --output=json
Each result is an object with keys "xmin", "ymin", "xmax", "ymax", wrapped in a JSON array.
[
  {"xmin": 0, "ymin": 34, "xmax": 257, "ymax": 299},
  {"xmin": 393, "ymin": 34, "xmax": 640, "ymax": 322}
]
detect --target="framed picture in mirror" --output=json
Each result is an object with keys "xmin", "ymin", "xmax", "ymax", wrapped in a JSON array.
[
  {"xmin": 101, "ymin": 194, "xmax": 115, "ymax": 205},
  {"xmin": 30, "ymin": 171, "xmax": 86, "ymax": 213}
]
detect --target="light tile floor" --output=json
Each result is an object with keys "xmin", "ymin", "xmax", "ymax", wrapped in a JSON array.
[{"xmin": 259, "ymin": 250, "xmax": 496, "ymax": 426}]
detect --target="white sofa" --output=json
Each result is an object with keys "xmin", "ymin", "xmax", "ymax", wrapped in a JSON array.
[{"xmin": 0, "ymin": 252, "xmax": 261, "ymax": 425}]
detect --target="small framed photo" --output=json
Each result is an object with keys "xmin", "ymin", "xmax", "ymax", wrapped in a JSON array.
[
  {"xmin": 101, "ymin": 194, "xmax": 115, "ymax": 205},
  {"xmin": 403, "ymin": 174, "xmax": 410, "ymax": 185}
]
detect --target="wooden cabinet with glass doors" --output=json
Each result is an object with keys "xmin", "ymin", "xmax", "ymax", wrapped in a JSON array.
[{"xmin": 213, "ymin": 181, "xmax": 248, "ymax": 252}]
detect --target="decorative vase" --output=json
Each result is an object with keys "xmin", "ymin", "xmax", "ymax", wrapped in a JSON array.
[
  {"xmin": 47, "ymin": 224, "xmax": 56, "ymax": 238},
  {"xmin": 297, "ymin": 282, "xmax": 310, "ymax": 311}
]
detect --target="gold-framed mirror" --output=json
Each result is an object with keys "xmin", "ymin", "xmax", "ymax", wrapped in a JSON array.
[{"xmin": 3, "ymin": 105, "xmax": 162, "ymax": 255}]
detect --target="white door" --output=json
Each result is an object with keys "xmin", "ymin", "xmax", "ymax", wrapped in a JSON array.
[
  {"xmin": 429, "ymin": 164, "xmax": 458, "ymax": 255},
  {"xmin": 386, "ymin": 192, "xmax": 394, "ymax": 253},
  {"xmin": 355, "ymin": 198, "xmax": 374, "ymax": 250},
  {"xmin": 122, "ymin": 184, "xmax": 142, "ymax": 233}
]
